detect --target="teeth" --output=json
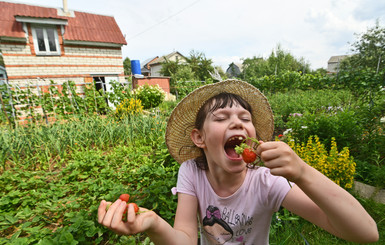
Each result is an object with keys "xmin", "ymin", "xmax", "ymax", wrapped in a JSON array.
[{"xmin": 228, "ymin": 136, "xmax": 245, "ymax": 142}]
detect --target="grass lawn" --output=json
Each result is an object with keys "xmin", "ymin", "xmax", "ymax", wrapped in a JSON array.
[{"xmin": 270, "ymin": 195, "xmax": 384, "ymax": 244}]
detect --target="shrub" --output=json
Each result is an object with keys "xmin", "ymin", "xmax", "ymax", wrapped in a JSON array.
[
  {"xmin": 267, "ymin": 89, "xmax": 356, "ymax": 130},
  {"xmin": 134, "ymin": 84, "xmax": 165, "ymax": 109},
  {"xmin": 285, "ymin": 108, "xmax": 362, "ymax": 152},
  {"xmin": 174, "ymin": 80, "xmax": 209, "ymax": 98},
  {"xmin": 115, "ymin": 98, "xmax": 143, "ymax": 119},
  {"xmin": 287, "ymin": 136, "xmax": 356, "ymax": 189}
]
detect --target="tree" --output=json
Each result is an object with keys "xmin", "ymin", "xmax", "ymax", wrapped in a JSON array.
[
  {"xmin": 241, "ymin": 56, "xmax": 270, "ymax": 79},
  {"xmin": 185, "ymin": 50, "xmax": 214, "ymax": 81},
  {"xmin": 342, "ymin": 20, "xmax": 385, "ymax": 72},
  {"xmin": 123, "ymin": 57, "xmax": 131, "ymax": 75},
  {"xmin": 241, "ymin": 44, "xmax": 311, "ymax": 80},
  {"xmin": 160, "ymin": 50, "xmax": 215, "ymax": 93},
  {"xmin": 338, "ymin": 21, "xmax": 385, "ymax": 95},
  {"xmin": 266, "ymin": 44, "xmax": 311, "ymax": 75}
]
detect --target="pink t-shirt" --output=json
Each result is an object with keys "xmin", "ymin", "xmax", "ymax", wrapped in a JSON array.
[{"xmin": 176, "ymin": 159, "xmax": 292, "ymax": 245}]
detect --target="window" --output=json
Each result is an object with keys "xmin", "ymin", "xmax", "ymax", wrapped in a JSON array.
[{"xmin": 32, "ymin": 26, "xmax": 60, "ymax": 55}]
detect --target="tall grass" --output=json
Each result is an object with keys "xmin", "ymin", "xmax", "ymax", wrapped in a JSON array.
[{"xmin": 0, "ymin": 114, "xmax": 167, "ymax": 171}]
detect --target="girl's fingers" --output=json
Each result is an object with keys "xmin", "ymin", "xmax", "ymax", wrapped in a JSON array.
[
  {"xmin": 100, "ymin": 199, "xmax": 122, "ymax": 226},
  {"xmin": 98, "ymin": 200, "xmax": 113, "ymax": 223},
  {"xmin": 110, "ymin": 201, "xmax": 127, "ymax": 229},
  {"xmin": 126, "ymin": 203, "xmax": 137, "ymax": 223}
]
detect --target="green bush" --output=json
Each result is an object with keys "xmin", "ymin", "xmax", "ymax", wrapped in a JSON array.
[
  {"xmin": 174, "ymin": 80, "xmax": 211, "ymax": 98},
  {"xmin": 285, "ymin": 108, "xmax": 362, "ymax": 151},
  {"xmin": 134, "ymin": 84, "xmax": 165, "ymax": 109},
  {"xmin": 268, "ymin": 89, "xmax": 356, "ymax": 131}
]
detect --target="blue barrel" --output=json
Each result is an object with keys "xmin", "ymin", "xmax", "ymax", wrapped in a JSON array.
[{"xmin": 131, "ymin": 60, "xmax": 141, "ymax": 75}]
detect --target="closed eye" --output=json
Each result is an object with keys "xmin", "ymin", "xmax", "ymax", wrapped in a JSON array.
[{"xmin": 211, "ymin": 112, "xmax": 227, "ymax": 121}]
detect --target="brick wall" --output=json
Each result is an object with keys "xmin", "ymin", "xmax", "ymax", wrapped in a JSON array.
[{"xmin": 133, "ymin": 77, "xmax": 170, "ymax": 93}]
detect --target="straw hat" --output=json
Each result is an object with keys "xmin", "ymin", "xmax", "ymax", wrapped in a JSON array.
[{"xmin": 165, "ymin": 79, "xmax": 274, "ymax": 164}]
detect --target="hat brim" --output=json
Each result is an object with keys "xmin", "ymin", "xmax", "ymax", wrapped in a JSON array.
[{"xmin": 165, "ymin": 79, "xmax": 274, "ymax": 164}]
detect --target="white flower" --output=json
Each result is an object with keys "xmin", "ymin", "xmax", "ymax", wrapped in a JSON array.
[
  {"xmin": 283, "ymin": 128, "xmax": 293, "ymax": 135},
  {"xmin": 301, "ymin": 126, "xmax": 308, "ymax": 129},
  {"xmin": 380, "ymin": 117, "xmax": 385, "ymax": 123}
]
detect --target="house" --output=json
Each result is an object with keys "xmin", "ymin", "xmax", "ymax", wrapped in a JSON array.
[
  {"xmin": 145, "ymin": 51, "xmax": 187, "ymax": 77},
  {"xmin": 140, "ymin": 56, "xmax": 158, "ymax": 77},
  {"xmin": 327, "ymin": 55, "xmax": 350, "ymax": 73},
  {"xmin": 0, "ymin": 0, "xmax": 127, "ymax": 92},
  {"xmin": 226, "ymin": 62, "xmax": 243, "ymax": 78}
]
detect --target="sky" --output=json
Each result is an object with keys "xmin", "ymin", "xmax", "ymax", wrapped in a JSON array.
[{"xmin": 8, "ymin": 0, "xmax": 385, "ymax": 71}]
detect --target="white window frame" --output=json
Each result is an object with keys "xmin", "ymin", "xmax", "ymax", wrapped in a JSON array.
[{"xmin": 31, "ymin": 25, "xmax": 61, "ymax": 56}]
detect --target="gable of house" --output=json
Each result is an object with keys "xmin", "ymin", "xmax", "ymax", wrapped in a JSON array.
[
  {"xmin": 327, "ymin": 55, "xmax": 350, "ymax": 73},
  {"xmin": 226, "ymin": 62, "xmax": 243, "ymax": 78}
]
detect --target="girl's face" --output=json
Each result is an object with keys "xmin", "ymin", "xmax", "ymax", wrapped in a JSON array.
[{"xmin": 194, "ymin": 103, "xmax": 256, "ymax": 173}]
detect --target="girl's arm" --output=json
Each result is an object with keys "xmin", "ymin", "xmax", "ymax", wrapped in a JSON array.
[
  {"xmin": 257, "ymin": 141, "xmax": 379, "ymax": 243},
  {"xmin": 98, "ymin": 193, "xmax": 198, "ymax": 245}
]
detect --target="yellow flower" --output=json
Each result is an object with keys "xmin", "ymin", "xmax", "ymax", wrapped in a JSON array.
[{"xmin": 287, "ymin": 136, "xmax": 355, "ymax": 189}]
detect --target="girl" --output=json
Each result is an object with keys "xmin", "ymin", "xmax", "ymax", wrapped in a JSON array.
[{"xmin": 98, "ymin": 80, "xmax": 378, "ymax": 244}]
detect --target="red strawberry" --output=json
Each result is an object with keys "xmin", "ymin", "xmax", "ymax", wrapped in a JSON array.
[
  {"xmin": 129, "ymin": 203, "xmax": 139, "ymax": 213},
  {"xmin": 119, "ymin": 194, "xmax": 130, "ymax": 202},
  {"xmin": 242, "ymin": 148, "xmax": 257, "ymax": 163},
  {"xmin": 235, "ymin": 140, "xmax": 259, "ymax": 164}
]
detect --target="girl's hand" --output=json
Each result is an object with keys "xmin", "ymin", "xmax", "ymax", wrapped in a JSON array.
[
  {"xmin": 98, "ymin": 199, "xmax": 157, "ymax": 235},
  {"xmin": 256, "ymin": 141, "xmax": 307, "ymax": 182}
]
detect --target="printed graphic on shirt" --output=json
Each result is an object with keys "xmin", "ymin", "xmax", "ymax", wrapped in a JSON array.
[
  {"xmin": 202, "ymin": 205, "xmax": 233, "ymax": 244},
  {"xmin": 203, "ymin": 205, "xmax": 254, "ymax": 244}
]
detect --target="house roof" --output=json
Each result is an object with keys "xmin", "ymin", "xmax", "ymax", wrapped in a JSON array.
[
  {"xmin": 328, "ymin": 55, "xmax": 350, "ymax": 63},
  {"xmin": 141, "ymin": 56, "xmax": 159, "ymax": 69},
  {"xmin": 149, "ymin": 51, "xmax": 186, "ymax": 66},
  {"xmin": 0, "ymin": 1, "xmax": 127, "ymax": 45}
]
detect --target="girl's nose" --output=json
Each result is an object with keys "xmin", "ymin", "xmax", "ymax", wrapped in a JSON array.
[{"xmin": 230, "ymin": 116, "xmax": 244, "ymax": 129}]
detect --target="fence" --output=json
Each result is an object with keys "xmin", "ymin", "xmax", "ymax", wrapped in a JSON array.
[
  {"xmin": 0, "ymin": 79, "xmax": 132, "ymax": 126},
  {"xmin": 0, "ymin": 79, "xmax": 212, "ymax": 127}
]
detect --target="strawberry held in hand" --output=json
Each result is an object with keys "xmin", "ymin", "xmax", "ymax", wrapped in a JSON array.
[
  {"xmin": 119, "ymin": 194, "xmax": 130, "ymax": 202},
  {"xmin": 105, "ymin": 193, "xmax": 140, "ymax": 217},
  {"xmin": 241, "ymin": 148, "xmax": 257, "ymax": 163},
  {"xmin": 235, "ymin": 143, "xmax": 257, "ymax": 163}
]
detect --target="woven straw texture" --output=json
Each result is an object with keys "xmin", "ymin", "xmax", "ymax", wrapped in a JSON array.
[{"xmin": 165, "ymin": 79, "xmax": 274, "ymax": 164}]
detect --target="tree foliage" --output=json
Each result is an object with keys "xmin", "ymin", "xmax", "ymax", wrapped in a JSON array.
[
  {"xmin": 342, "ymin": 20, "xmax": 385, "ymax": 71},
  {"xmin": 123, "ymin": 57, "xmax": 131, "ymax": 76},
  {"xmin": 160, "ymin": 50, "xmax": 215, "ymax": 93},
  {"xmin": 338, "ymin": 21, "xmax": 385, "ymax": 96},
  {"xmin": 241, "ymin": 44, "xmax": 311, "ymax": 80},
  {"xmin": 185, "ymin": 50, "xmax": 214, "ymax": 81}
]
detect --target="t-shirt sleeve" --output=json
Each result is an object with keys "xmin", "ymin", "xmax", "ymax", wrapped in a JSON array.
[
  {"xmin": 176, "ymin": 160, "xmax": 197, "ymax": 197},
  {"xmin": 262, "ymin": 169, "xmax": 293, "ymax": 212}
]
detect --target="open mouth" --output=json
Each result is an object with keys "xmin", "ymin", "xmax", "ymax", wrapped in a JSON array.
[{"xmin": 224, "ymin": 135, "xmax": 245, "ymax": 159}]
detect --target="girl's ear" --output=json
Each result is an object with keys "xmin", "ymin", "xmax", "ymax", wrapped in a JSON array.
[{"xmin": 191, "ymin": 129, "xmax": 206, "ymax": 148}]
